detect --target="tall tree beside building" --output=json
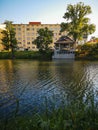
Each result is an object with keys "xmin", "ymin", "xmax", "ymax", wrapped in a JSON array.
[
  {"xmin": 1, "ymin": 20, "xmax": 17, "ymax": 58},
  {"xmin": 61, "ymin": 2, "xmax": 96, "ymax": 43},
  {"xmin": 33, "ymin": 27, "xmax": 53, "ymax": 52}
]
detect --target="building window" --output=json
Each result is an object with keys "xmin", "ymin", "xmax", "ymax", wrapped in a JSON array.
[
  {"xmin": 18, "ymin": 42, "xmax": 21, "ymax": 44},
  {"xmin": 27, "ymin": 42, "xmax": 30, "ymax": 44},
  {"xmin": 27, "ymin": 28, "xmax": 30, "ymax": 31},
  {"xmin": 32, "ymin": 46, "xmax": 35, "ymax": 49},
  {"xmin": 18, "ymin": 28, "xmax": 21, "ymax": 31}
]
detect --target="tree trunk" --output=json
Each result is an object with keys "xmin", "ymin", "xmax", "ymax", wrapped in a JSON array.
[{"xmin": 11, "ymin": 47, "xmax": 15, "ymax": 59}]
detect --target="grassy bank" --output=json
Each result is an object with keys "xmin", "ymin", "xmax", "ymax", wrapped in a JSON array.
[
  {"xmin": 0, "ymin": 51, "xmax": 53, "ymax": 60},
  {"xmin": 0, "ymin": 91, "xmax": 98, "ymax": 130}
]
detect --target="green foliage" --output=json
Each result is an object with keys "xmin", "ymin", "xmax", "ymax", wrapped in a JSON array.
[
  {"xmin": 61, "ymin": 2, "xmax": 96, "ymax": 42},
  {"xmin": 1, "ymin": 20, "xmax": 17, "ymax": 58},
  {"xmin": 33, "ymin": 27, "xmax": 53, "ymax": 52},
  {"xmin": 81, "ymin": 44, "xmax": 92, "ymax": 53},
  {"xmin": 76, "ymin": 43, "xmax": 98, "ymax": 60},
  {"xmin": 1, "ymin": 30, "xmax": 9, "ymax": 49},
  {"xmin": 0, "ymin": 52, "xmax": 12, "ymax": 59},
  {"xmin": 0, "ymin": 51, "xmax": 53, "ymax": 60}
]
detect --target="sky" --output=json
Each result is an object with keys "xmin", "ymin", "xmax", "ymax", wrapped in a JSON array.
[{"xmin": 0, "ymin": 0, "xmax": 98, "ymax": 39}]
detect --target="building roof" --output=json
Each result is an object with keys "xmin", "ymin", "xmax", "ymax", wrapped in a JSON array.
[
  {"xmin": 54, "ymin": 36, "xmax": 75, "ymax": 44},
  {"xmin": 29, "ymin": 22, "xmax": 41, "ymax": 25}
]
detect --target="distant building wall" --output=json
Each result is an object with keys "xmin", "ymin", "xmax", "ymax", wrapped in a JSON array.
[
  {"xmin": 0, "ymin": 22, "xmax": 88, "ymax": 51},
  {"xmin": 13, "ymin": 22, "xmax": 67, "ymax": 51}
]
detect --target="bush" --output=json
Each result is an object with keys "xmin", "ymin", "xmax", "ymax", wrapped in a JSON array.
[
  {"xmin": 0, "ymin": 51, "xmax": 52, "ymax": 60},
  {"xmin": 0, "ymin": 52, "xmax": 12, "ymax": 59},
  {"xmin": 76, "ymin": 43, "xmax": 98, "ymax": 60}
]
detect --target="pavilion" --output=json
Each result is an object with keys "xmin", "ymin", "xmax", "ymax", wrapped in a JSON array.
[{"xmin": 52, "ymin": 36, "xmax": 75, "ymax": 59}]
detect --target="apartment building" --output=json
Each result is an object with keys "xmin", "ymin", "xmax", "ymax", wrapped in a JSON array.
[{"xmin": 13, "ymin": 22, "xmax": 67, "ymax": 51}]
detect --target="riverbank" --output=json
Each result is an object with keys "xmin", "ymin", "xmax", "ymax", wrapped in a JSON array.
[
  {"xmin": 0, "ymin": 51, "xmax": 53, "ymax": 60},
  {"xmin": 0, "ymin": 51, "xmax": 98, "ymax": 61},
  {"xmin": 75, "ymin": 52, "xmax": 98, "ymax": 60}
]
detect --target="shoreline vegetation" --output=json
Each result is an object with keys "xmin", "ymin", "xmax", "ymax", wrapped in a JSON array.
[
  {"xmin": 0, "ymin": 90, "xmax": 98, "ymax": 130},
  {"xmin": 0, "ymin": 51, "xmax": 53, "ymax": 60},
  {"xmin": 0, "ymin": 49, "xmax": 98, "ymax": 60},
  {"xmin": 76, "ymin": 42, "xmax": 98, "ymax": 60}
]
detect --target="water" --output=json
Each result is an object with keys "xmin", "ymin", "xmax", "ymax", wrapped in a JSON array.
[{"xmin": 0, "ymin": 60, "xmax": 98, "ymax": 119}]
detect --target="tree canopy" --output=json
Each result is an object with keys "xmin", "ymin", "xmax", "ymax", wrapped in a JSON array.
[
  {"xmin": 61, "ymin": 2, "xmax": 96, "ymax": 42},
  {"xmin": 33, "ymin": 27, "xmax": 53, "ymax": 52},
  {"xmin": 1, "ymin": 20, "xmax": 17, "ymax": 58}
]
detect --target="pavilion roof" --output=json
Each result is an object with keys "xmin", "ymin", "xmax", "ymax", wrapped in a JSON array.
[{"xmin": 54, "ymin": 36, "xmax": 75, "ymax": 44}]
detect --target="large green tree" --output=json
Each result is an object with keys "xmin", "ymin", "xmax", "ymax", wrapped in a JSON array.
[
  {"xmin": 33, "ymin": 27, "xmax": 53, "ymax": 52},
  {"xmin": 1, "ymin": 20, "xmax": 17, "ymax": 58},
  {"xmin": 61, "ymin": 2, "xmax": 96, "ymax": 43}
]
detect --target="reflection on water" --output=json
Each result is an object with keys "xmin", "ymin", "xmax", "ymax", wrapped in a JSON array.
[{"xmin": 0, "ymin": 60, "xmax": 98, "ymax": 119}]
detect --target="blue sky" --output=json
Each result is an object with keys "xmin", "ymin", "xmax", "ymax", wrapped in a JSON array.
[{"xmin": 0, "ymin": 0, "xmax": 98, "ymax": 38}]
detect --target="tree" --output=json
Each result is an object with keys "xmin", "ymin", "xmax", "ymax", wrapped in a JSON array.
[
  {"xmin": 33, "ymin": 27, "xmax": 53, "ymax": 52},
  {"xmin": 61, "ymin": 2, "xmax": 96, "ymax": 43},
  {"xmin": 1, "ymin": 20, "xmax": 17, "ymax": 58}
]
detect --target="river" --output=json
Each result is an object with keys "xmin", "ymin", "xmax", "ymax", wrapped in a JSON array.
[{"xmin": 0, "ymin": 60, "xmax": 98, "ymax": 119}]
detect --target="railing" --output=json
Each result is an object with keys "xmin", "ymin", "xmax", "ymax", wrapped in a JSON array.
[{"xmin": 55, "ymin": 50, "xmax": 74, "ymax": 54}]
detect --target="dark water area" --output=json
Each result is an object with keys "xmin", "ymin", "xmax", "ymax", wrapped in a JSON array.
[{"xmin": 0, "ymin": 60, "xmax": 98, "ymax": 120}]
